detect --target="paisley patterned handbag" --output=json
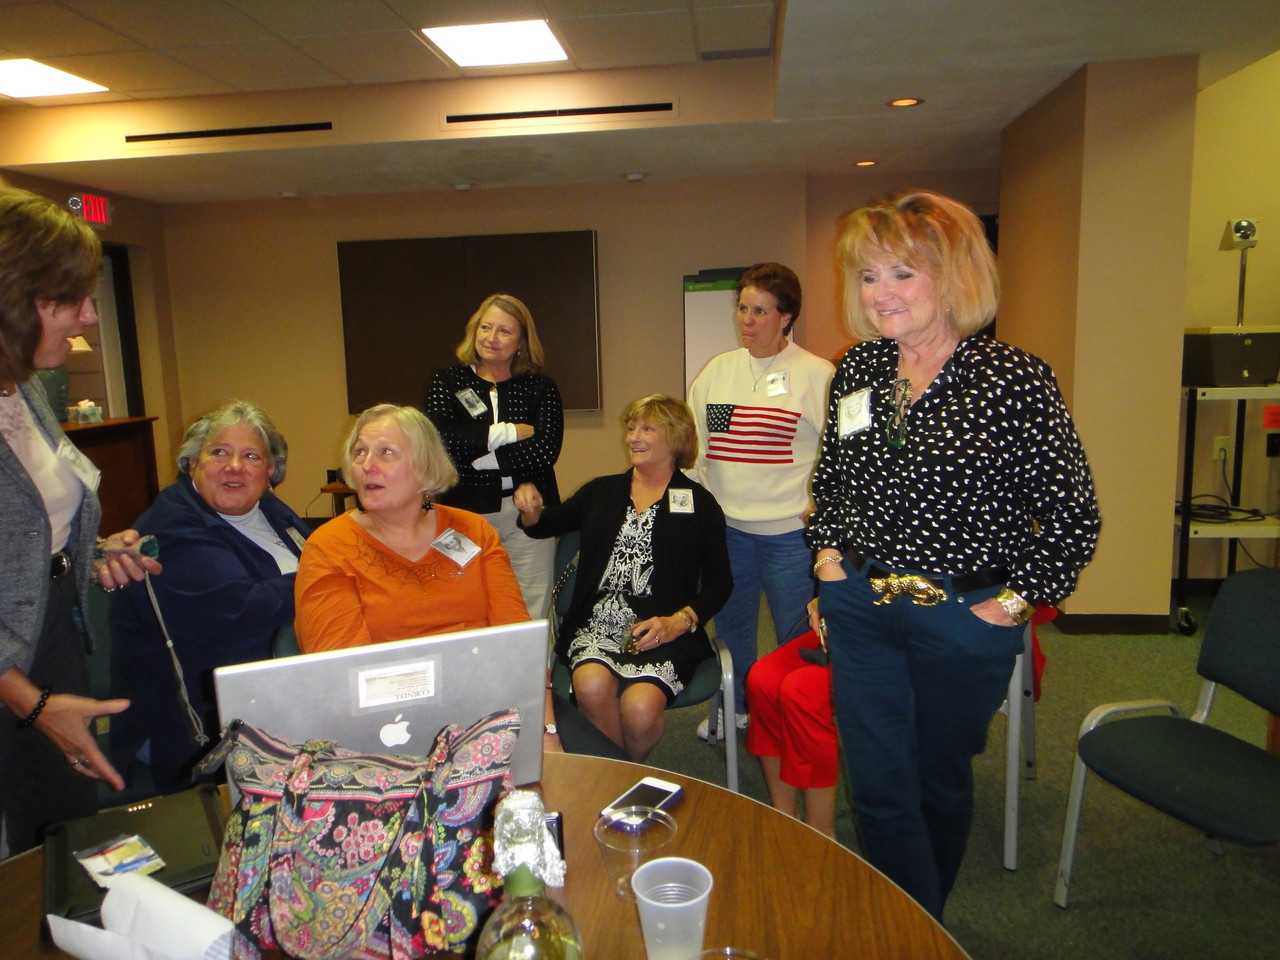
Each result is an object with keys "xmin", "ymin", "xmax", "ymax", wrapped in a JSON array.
[{"xmin": 199, "ymin": 711, "xmax": 519, "ymax": 960}]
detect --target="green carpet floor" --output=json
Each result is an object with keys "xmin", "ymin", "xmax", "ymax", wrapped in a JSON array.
[{"xmin": 645, "ymin": 602, "xmax": 1280, "ymax": 960}]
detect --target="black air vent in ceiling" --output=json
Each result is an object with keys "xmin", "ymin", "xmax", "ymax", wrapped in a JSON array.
[
  {"xmin": 125, "ymin": 122, "xmax": 333, "ymax": 143},
  {"xmin": 446, "ymin": 102, "xmax": 673, "ymax": 124}
]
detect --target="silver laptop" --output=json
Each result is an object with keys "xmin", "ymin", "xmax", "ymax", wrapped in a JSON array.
[{"xmin": 213, "ymin": 619, "xmax": 549, "ymax": 788}]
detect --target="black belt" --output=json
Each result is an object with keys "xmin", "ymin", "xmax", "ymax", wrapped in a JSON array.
[
  {"xmin": 845, "ymin": 548, "xmax": 1007, "ymax": 594},
  {"xmin": 50, "ymin": 551, "xmax": 72, "ymax": 579}
]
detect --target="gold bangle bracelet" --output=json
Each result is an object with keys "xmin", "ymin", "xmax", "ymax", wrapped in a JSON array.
[{"xmin": 812, "ymin": 555, "xmax": 843, "ymax": 576}]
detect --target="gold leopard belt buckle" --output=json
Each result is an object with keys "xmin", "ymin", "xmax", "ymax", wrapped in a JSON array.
[{"xmin": 868, "ymin": 574, "xmax": 947, "ymax": 606}]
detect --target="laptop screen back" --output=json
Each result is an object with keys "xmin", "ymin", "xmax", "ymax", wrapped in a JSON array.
[{"xmin": 213, "ymin": 619, "xmax": 548, "ymax": 786}]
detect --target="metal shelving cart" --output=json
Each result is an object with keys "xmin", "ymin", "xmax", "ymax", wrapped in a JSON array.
[{"xmin": 1174, "ymin": 383, "xmax": 1280, "ymax": 633}]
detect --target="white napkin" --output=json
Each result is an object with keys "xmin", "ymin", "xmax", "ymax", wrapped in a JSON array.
[{"xmin": 47, "ymin": 872, "xmax": 232, "ymax": 960}]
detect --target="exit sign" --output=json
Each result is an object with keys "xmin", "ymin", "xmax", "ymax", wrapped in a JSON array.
[{"xmin": 68, "ymin": 193, "xmax": 111, "ymax": 226}]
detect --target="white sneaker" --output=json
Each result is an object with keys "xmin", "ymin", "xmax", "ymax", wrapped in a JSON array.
[{"xmin": 696, "ymin": 709, "xmax": 748, "ymax": 741}]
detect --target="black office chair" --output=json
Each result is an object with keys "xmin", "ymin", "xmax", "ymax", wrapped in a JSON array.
[
  {"xmin": 548, "ymin": 530, "xmax": 739, "ymax": 792},
  {"xmin": 1054, "ymin": 566, "xmax": 1280, "ymax": 907}
]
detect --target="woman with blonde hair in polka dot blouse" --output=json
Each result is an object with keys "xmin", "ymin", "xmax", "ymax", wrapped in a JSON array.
[{"xmin": 807, "ymin": 189, "xmax": 1100, "ymax": 922}]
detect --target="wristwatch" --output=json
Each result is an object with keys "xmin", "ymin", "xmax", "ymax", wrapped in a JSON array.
[
  {"xmin": 995, "ymin": 588, "xmax": 1032, "ymax": 625},
  {"xmin": 544, "ymin": 723, "xmax": 558, "ymax": 736}
]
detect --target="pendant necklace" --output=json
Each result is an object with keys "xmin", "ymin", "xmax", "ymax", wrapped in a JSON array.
[{"xmin": 747, "ymin": 346, "xmax": 783, "ymax": 392}]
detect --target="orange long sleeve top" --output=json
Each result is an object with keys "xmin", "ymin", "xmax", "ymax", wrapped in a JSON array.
[{"xmin": 294, "ymin": 505, "xmax": 529, "ymax": 652}]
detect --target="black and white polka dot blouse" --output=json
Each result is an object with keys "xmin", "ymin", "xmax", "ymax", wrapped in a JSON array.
[
  {"xmin": 807, "ymin": 335, "xmax": 1100, "ymax": 604},
  {"xmin": 425, "ymin": 364, "xmax": 563, "ymax": 514}
]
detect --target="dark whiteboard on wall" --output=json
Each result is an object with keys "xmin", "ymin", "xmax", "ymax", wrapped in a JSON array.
[{"xmin": 338, "ymin": 230, "xmax": 600, "ymax": 413}]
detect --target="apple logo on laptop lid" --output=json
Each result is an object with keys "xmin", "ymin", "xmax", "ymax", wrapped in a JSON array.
[{"xmin": 379, "ymin": 714, "xmax": 412, "ymax": 748}]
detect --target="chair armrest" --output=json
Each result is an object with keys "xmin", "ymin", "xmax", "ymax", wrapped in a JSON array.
[
  {"xmin": 709, "ymin": 633, "xmax": 735, "ymax": 719},
  {"xmin": 1076, "ymin": 699, "xmax": 1184, "ymax": 740},
  {"xmin": 549, "ymin": 657, "xmax": 573, "ymax": 699}
]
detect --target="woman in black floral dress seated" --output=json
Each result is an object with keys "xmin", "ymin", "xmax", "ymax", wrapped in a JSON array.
[{"xmin": 515, "ymin": 395, "xmax": 731, "ymax": 761}]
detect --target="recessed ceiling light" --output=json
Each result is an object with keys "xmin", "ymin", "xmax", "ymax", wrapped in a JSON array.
[
  {"xmin": 454, "ymin": 181, "xmax": 474, "ymax": 191},
  {"xmin": 423, "ymin": 20, "xmax": 568, "ymax": 68},
  {"xmin": 887, "ymin": 97, "xmax": 922, "ymax": 108},
  {"xmin": 623, "ymin": 172, "xmax": 646, "ymax": 182},
  {"xmin": 856, "ymin": 160, "xmax": 877, "ymax": 167},
  {"xmin": 0, "ymin": 59, "xmax": 106, "ymax": 97}
]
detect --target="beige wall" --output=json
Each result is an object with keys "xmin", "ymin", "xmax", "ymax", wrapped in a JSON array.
[
  {"xmin": 160, "ymin": 174, "xmax": 806, "ymax": 516},
  {"xmin": 1000, "ymin": 58, "xmax": 1198, "ymax": 615},
  {"xmin": 1183, "ymin": 47, "xmax": 1280, "ymax": 573}
]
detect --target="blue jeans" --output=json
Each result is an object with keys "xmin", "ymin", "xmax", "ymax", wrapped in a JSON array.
[
  {"xmin": 820, "ymin": 556, "xmax": 1021, "ymax": 922},
  {"xmin": 714, "ymin": 526, "xmax": 814, "ymax": 709}
]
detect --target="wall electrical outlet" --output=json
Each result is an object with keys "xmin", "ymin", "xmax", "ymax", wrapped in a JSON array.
[{"xmin": 1213, "ymin": 435, "xmax": 1230, "ymax": 460}]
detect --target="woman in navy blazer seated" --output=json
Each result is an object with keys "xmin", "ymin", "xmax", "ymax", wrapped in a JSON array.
[
  {"xmin": 515, "ymin": 394, "xmax": 732, "ymax": 762},
  {"xmin": 110, "ymin": 399, "xmax": 309, "ymax": 793},
  {"xmin": 0, "ymin": 188, "xmax": 161, "ymax": 857}
]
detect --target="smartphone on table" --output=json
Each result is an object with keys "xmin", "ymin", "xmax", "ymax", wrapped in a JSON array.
[{"xmin": 600, "ymin": 776, "xmax": 683, "ymax": 822}]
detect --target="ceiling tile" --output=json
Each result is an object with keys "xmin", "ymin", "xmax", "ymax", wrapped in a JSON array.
[
  {"xmin": 0, "ymin": 3, "xmax": 140, "ymax": 57},
  {"xmin": 556, "ymin": 10, "xmax": 696, "ymax": 69},
  {"xmin": 220, "ymin": 0, "xmax": 409, "ymax": 37},
  {"xmin": 41, "ymin": 49, "xmax": 225, "ymax": 93},
  {"xmin": 4, "ymin": 89, "xmax": 132, "ymax": 106},
  {"xmin": 67, "ymin": 0, "xmax": 272, "ymax": 48},
  {"xmin": 694, "ymin": 4, "xmax": 774, "ymax": 55},
  {"xmin": 382, "ymin": 0, "xmax": 546, "ymax": 29},
  {"xmin": 543, "ymin": 1, "xmax": 684, "ymax": 16},
  {"xmin": 291, "ymin": 31, "xmax": 458, "ymax": 83},
  {"xmin": 161, "ymin": 39, "xmax": 347, "ymax": 91}
]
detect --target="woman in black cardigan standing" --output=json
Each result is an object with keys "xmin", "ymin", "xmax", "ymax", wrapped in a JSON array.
[
  {"xmin": 515, "ymin": 395, "xmax": 731, "ymax": 761},
  {"xmin": 425, "ymin": 293, "xmax": 563, "ymax": 618}
]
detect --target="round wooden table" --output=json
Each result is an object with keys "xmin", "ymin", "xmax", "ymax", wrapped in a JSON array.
[
  {"xmin": 0, "ymin": 751, "xmax": 970, "ymax": 959},
  {"xmin": 539, "ymin": 751, "xmax": 969, "ymax": 959}
]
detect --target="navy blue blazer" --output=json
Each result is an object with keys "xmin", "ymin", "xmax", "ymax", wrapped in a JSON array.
[{"xmin": 109, "ymin": 475, "xmax": 309, "ymax": 792}]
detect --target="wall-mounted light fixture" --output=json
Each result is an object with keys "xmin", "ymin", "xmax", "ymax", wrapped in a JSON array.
[{"xmin": 1220, "ymin": 218, "xmax": 1258, "ymax": 326}]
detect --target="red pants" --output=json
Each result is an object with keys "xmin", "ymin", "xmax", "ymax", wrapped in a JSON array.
[{"xmin": 744, "ymin": 629, "xmax": 838, "ymax": 789}]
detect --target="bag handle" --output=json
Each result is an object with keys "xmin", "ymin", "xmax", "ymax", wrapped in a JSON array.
[{"xmin": 144, "ymin": 572, "xmax": 210, "ymax": 746}]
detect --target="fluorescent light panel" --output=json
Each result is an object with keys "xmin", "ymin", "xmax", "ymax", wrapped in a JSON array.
[
  {"xmin": 423, "ymin": 20, "xmax": 567, "ymax": 67},
  {"xmin": 0, "ymin": 59, "xmax": 106, "ymax": 97}
]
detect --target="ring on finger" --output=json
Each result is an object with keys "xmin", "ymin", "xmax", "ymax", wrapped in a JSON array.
[{"xmin": 68, "ymin": 757, "xmax": 88, "ymax": 768}]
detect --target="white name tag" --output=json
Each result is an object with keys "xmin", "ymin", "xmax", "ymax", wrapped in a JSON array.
[
  {"xmin": 838, "ymin": 388, "xmax": 872, "ymax": 438},
  {"xmin": 456, "ymin": 388, "xmax": 487, "ymax": 417},
  {"xmin": 433, "ymin": 529, "xmax": 480, "ymax": 566},
  {"xmin": 286, "ymin": 527, "xmax": 308, "ymax": 551},
  {"xmin": 765, "ymin": 369, "xmax": 790, "ymax": 397},
  {"xmin": 667, "ymin": 489, "xmax": 694, "ymax": 514}
]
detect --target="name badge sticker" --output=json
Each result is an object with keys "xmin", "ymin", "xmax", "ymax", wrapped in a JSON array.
[
  {"xmin": 667, "ymin": 489, "xmax": 694, "ymax": 514},
  {"xmin": 286, "ymin": 527, "xmax": 308, "ymax": 551},
  {"xmin": 55, "ymin": 438, "xmax": 101, "ymax": 493},
  {"xmin": 765, "ymin": 369, "xmax": 790, "ymax": 397},
  {"xmin": 433, "ymin": 529, "xmax": 481, "ymax": 567},
  {"xmin": 456, "ymin": 388, "xmax": 487, "ymax": 418},
  {"xmin": 838, "ymin": 388, "xmax": 872, "ymax": 438}
]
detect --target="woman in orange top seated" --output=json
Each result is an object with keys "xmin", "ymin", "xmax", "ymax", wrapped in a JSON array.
[{"xmin": 295, "ymin": 404, "xmax": 528, "ymax": 652}]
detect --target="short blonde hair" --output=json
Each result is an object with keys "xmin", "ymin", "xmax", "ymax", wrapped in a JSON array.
[
  {"xmin": 454, "ymin": 293, "xmax": 545, "ymax": 375},
  {"xmin": 837, "ymin": 189, "xmax": 999, "ymax": 342},
  {"xmin": 620, "ymin": 394, "xmax": 698, "ymax": 471},
  {"xmin": 342, "ymin": 404, "xmax": 458, "ymax": 497}
]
